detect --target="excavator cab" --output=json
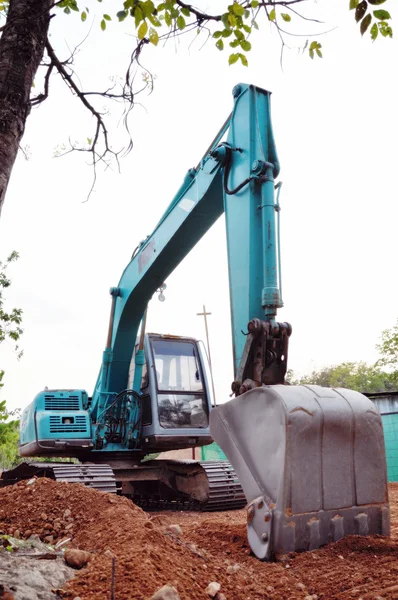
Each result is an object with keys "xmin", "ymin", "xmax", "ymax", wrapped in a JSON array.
[{"xmin": 128, "ymin": 333, "xmax": 214, "ymax": 452}]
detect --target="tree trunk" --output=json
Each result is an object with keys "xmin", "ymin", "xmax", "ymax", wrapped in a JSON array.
[{"xmin": 0, "ymin": 0, "xmax": 51, "ymax": 217}]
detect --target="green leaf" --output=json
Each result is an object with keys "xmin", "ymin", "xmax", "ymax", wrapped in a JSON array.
[
  {"xmin": 165, "ymin": 11, "xmax": 171, "ymax": 26},
  {"xmin": 103, "ymin": 13, "xmax": 111, "ymax": 21},
  {"xmin": 238, "ymin": 53, "xmax": 248, "ymax": 66},
  {"xmin": 221, "ymin": 13, "xmax": 231, "ymax": 29},
  {"xmin": 64, "ymin": 6, "xmax": 71, "ymax": 14},
  {"xmin": 355, "ymin": 0, "xmax": 368, "ymax": 22},
  {"xmin": 222, "ymin": 28, "xmax": 233, "ymax": 37},
  {"xmin": 232, "ymin": 2, "xmax": 245, "ymax": 17},
  {"xmin": 227, "ymin": 13, "xmax": 237, "ymax": 27},
  {"xmin": 309, "ymin": 41, "xmax": 322, "ymax": 59},
  {"xmin": 81, "ymin": 10, "xmax": 87, "ymax": 21},
  {"xmin": 360, "ymin": 13, "xmax": 372, "ymax": 34},
  {"xmin": 138, "ymin": 20, "xmax": 148, "ymax": 39},
  {"xmin": 134, "ymin": 6, "xmax": 144, "ymax": 27},
  {"xmin": 181, "ymin": 7, "xmax": 190, "ymax": 17},
  {"xmin": 269, "ymin": 8, "xmax": 276, "ymax": 21},
  {"xmin": 370, "ymin": 21, "xmax": 378, "ymax": 39},
  {"xmin": 234, "ymin": 29, "xmax": 244, "ymax": 40},
  {"xmin": 148, "ymin": 14, "xmax": 161, "ymax": 26},
  {"xmin": 281, "ymin": 13, "xmax": 291, "ymax": 22},
  {"xmin": 100, "ymin": 18, "xmax": 106, "ymax": 30},
  {"xmin": 149, "ymin": 27, "xmax": 159, "ymax": 45},
  {"xmin": 142, "ymin": 0, "xmax": 155, "ymax": 18},
  {"xmin": 213, "ymin": 30, "xmax": 223, "ymax": 38},
  {"xmin": 251, "ymin": 1, "xmax": 259, "ymax": 7},
  {"xmin": 378, "ymin": 21, "xmax": 393, "ymax": 37},
  {"xmin": 216, "ymin": 39, "xmax": 224, "ymax": 50},
  {"xmin": 229, "ymin": 39, "xmax": 240, "ymax": 48},
  {"xmin": 117, "ymin": 10, "xmax": 127, "ymax": 21},
  {"xmin": 349, "ymin": 0, "xmax": 359, "ymax": 9},
  {"xmin": 368, "ymin": 0, "xmax": 387, "ymax": 4},
  {"xmin": 373, "ymin": 9, "xmax": 391, "ymax": 19},
  {"xmin": 240, "ymin": 39, "xmax": 251, "ymax": 51},
  {"xmin": 242, "ymin": 24, "xmax": 251, "ymax": 33},
  {"xmin": 252, "ymin": 19, "xmax": 259, "ymax": 30},
  {"xmin": 228, "ymin": 52, "xmax": 239, "ymax": 65},
  {"xmin": 87, "ymin": 137, "xmax": 92, "ymax": 145},
  {"xmin": 177, "ymin": 15, "xmax": 186, "ymax": 29}
]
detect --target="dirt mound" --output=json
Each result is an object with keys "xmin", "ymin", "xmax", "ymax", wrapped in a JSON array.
[
  {"xmin": 1, "ymin": 479, "xmax": 398, "ymax": 599},
  {"xmin": 0, "ymin": 477, "xmax": 146, "ymax": 546}
]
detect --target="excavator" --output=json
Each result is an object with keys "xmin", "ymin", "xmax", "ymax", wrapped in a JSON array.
[{"xmin": 1, "ymin": 83, "xmax": 390, "ymax": 560}]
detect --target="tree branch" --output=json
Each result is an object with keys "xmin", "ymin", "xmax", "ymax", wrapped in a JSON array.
[
  {"xmin": 173, "ymin": 0, "xmax": 310, "ymax": 25},
  {"xmin": 45, "ymin": 40, "xmax": 120, "ymax": 199},
  {"xmin": 31, "ymin": 62, "xmax": 54, "ymax": 106}
]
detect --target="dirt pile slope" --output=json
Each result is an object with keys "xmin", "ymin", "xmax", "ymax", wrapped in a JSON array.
[{"xmin": 0, "ymin": 479, "xmax": 397, "ymax": 599}]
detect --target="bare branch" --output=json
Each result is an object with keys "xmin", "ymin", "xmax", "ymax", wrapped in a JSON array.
[
  {"xmin": 45, "ymin": 40, "xmax": 123, "ymax": 200},
  {"xmin": 285, "ymin": 5, "xmax": 324, "ymax": 24},
  {"xmin": 31, "ymin": 62, "xmax": 54, "ymax": 106},
  {"xmin": 274, "ymin": 25, "xmax": 337, "ymax": 37}
]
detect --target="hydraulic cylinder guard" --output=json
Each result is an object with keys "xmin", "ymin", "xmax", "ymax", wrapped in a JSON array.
[{"xmin": 209, "ymin": 385, "xmax": 390, "ymax": 560}]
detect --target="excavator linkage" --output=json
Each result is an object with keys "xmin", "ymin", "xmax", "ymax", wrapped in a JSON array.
[{"xmin": 210, "ymin": 384, "xmax": 390, "ymax": 560}]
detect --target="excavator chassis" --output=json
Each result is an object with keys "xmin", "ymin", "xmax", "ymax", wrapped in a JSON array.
[{"xmin": 0, "ymin": 459, "xmax": 246, "ymax": 513}]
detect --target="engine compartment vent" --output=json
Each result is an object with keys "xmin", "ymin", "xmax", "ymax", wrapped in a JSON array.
[
  {"xmin": 49, "ymin": 415, "xmax": 88, "ymax": 433},
  {"xmin": 45, "ymin": 395, "xmax": 80, "ymax": 411}
]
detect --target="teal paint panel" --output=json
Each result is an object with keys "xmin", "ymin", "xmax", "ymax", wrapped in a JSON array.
[
  {"xmin": 201, "ymin": 442, "xmax": 227, "ymax": 461},
  {"xmin": 382, "ymin": 414, "xmax": 398, "ymax": 482}
]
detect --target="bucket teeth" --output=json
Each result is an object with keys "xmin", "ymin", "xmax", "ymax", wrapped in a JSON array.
[{"xmin": 210, "ymin": 384, "xmax": 390, "ymax": 560}]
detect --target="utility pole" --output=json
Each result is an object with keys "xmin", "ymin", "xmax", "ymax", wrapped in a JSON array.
[{"xmin": 196, "ymin": 304, "xmax": 217, "ymax": 407}]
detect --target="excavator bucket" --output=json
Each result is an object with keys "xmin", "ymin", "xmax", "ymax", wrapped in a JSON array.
[{"xmin": 210, "ymin": 385, "xmax": 390, "ymax": 560}]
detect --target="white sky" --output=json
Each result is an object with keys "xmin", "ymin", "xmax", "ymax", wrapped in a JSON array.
[{"xmin": 1, "ymin": 1, "xmax": 397, "ymax": 411}]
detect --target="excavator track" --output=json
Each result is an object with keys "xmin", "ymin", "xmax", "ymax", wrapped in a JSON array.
[
  {"xmin": 0, "ymin": 462, "xmax": 117, "ymax": 494},
  {"xmin": 50, "ymin": 464, "xmax": 117, "ymax": 494},
  {"xmin": 132, "ymin": 461, "xmax": 246, "ymax": 512},
  {"xmin": 1, "ymin": 460, "xmax": 246, "ymax": 512},
  {"xmin": 200, "ymin": 460, "xmax": 246, "ymax": 511}
]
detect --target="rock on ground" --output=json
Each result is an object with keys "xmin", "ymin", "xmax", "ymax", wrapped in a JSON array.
[
  {"xmin": 150, "ymin": 585, "xmax": 180, "ymax": 600},
  {"xmin": 0, "ymin": 552, "xmax": 74, "ymax": 600},
  {"xmin": 205, "ymin": 582, "xmax": 221, "ymax": 597},
  {"xmin": 64, "ymin": 549, "xmax": 92, "ymax": 569}
]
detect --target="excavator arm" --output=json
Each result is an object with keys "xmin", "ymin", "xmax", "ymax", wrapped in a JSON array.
[{"xmin": 91, "ymin": 83, "xmax": 291, "ymax": 418}]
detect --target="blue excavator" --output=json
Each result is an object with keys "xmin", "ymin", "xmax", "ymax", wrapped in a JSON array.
[{"xmin": 2, "ymin": 84, "xmax": 390, "ymax": 559}]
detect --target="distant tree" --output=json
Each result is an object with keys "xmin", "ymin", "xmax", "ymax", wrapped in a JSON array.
[
  {"xmin": 0, "ymin": 251, "xmax": 23, "ymax": 352},
  {"xmin": 288, "ymin": 360, "xmax": 393, "ymax": 393},
  {"xmin": 0, "ymin": 390, "xmax": 20, "ymax": 470},
  {"xmin": 0, "ymin": 251, "xmax": 23, "ymax": 470},
  {"xmin": 376, "ymin": 319, "xmax": 398, "ymax": 388}
]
